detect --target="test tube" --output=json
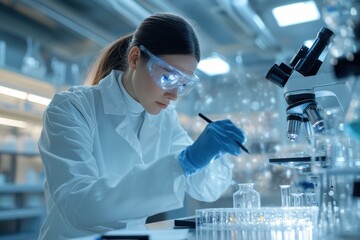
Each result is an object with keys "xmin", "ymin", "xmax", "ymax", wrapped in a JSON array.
[
  {"xmin": 280, "ymin": 185, "xmax": 291, "ymax": 207},
  {"xmin": 305, "ymin": 192, "xmax": 317, "ymax": 206},
  {"xmin": 291, "ymin": 192, "xmax": 304, "ymax": 207}
]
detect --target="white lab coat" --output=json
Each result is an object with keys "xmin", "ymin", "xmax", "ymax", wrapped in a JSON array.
[{"xmin": 38, "ymin": 70, "xmax": 232, "ymax": 239}]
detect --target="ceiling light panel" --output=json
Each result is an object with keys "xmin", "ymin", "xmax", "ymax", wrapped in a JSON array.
[
  {"xmin": 272, "ymin": 1, "xmax": 320, "ymax": 27},
  {"xmin": 197, "ymin": 56, "xmax": 230, "ymax": 76}
]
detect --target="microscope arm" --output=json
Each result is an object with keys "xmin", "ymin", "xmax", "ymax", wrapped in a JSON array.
[
  {"xmin": 314, "ymin": 81, "xmax": 352, "ymax": 112},
  {"xmin": 284, "ymin": 70, "xmax": 352, "ymax": 112}
]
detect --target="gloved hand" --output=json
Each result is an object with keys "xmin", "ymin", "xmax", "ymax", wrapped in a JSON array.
[{"xmin": 178, "ymin": 119, "xmax": 246, "ymax": 176}]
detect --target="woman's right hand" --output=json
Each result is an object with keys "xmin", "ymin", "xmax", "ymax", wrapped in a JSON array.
[{"xmin": 178, "ymin": 119, "xmax": 246, "ymax": 176}]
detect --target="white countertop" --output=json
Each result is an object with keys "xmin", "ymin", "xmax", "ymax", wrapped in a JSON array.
[{"xmin": 74, "ymin": 220, "xmax": 191, "ymax": 240}]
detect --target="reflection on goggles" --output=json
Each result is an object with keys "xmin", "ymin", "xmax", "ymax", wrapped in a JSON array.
[{"xmin": 140, "ymin": 45, "xmax": 199, "ymax": 95}]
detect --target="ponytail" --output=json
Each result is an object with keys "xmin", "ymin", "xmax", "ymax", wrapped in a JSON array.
[{"xmin": 85, "ymin": 33, "xmax": 133, "ymax": 85}]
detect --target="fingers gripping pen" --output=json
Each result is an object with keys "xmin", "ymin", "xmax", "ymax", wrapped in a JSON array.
[{"xmin": 198, "ymin": 113, "xmax": 251, "ymax": 155}]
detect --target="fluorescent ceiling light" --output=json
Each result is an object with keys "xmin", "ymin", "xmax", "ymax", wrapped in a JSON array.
[
  {"xmin": 27, "ymin": 94, "xmax": 51, "ymax": 105},
  {"xmin": 0, "ymin": 85, "xmax": 51, "ymax": 106},
  {"xmin": 0, "ymin": 86, "xmax": 27, "ymax": 99},
  {"xmin": 0, "ymin": 117, "xmax": 27, "ymax": 128},
  {"xmin": 197, "ymin": 56, "xmax": 230, "ymax": 76},
  {"xmin": 272, "ymin": 1, "xmax": 320, "ymax": 27}
]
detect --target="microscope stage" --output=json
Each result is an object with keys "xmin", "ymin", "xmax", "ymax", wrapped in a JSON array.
[{"xmin": 269, "ymin": 156, "xmax": 326, "ymax": 170}]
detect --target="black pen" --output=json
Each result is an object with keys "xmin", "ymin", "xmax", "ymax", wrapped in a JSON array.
[{"xmin": 198, "ymin": 113, "xmax": 251, "ymax": 155}]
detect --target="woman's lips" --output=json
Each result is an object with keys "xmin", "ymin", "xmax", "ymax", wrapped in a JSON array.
[{"xmin": 156, "ymin": 101, "xmax": 168, "ymax": 109}]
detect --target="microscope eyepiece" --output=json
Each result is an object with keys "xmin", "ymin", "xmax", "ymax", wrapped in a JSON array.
[
  {"xmin": 265, "ymin": 27, "xmax": 335, "ymax": 88},
  {"xmin": 265, "ymin": 63, "xmax": 293, "ymax": 88},
  {"xmin": 289, "ymin": 45, "xmax": 309, "ymax": 68},
  {"xmin": 295, "ymin": 27, "xmax": 335, "ymax": 76}
]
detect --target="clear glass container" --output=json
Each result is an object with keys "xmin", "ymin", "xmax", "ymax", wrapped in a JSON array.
[
  {"xmin": 291, "ymin": 192, "xmax": 304, "ymax": 207},
  {"xmin": 233, "ymin": 183, "xmax": 261, "ymax": 208},
  {"xmin": 280, "ymin": 185, "xmax": 291, "ymax": 207},
  {"xmin": 344, "ymin": 79, "xmax": 360, "ymax": 140},
  {"xmin": 195, "ymin": 207, "xmax": 319, "ymax": 231},
  {"xmin": 21, "ymin": 36, "xmax": 46, "ymax": 79},
  {"xmin": 305, "ymin": 192, "xmax": 317, "ymax": 207},
  {"xmin": 317, "ymin": 169, "xmax": 360, "ymax": 237},
  {"xmin": 310, "ymin": 108, "xmax": 357, "ymax": 171}
]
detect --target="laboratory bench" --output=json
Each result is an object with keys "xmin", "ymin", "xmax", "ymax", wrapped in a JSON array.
[
  {"xmin": 73, "ymin": 218, "xmax": 193, "ymax": 240},
  {"xmin": 74, "ymin": 216, "xmax": 359, "ymax": 240}
]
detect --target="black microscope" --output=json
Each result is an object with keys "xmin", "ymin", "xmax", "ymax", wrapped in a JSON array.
[{"xmin": 266, "ymin": 27, "xmax": 352, "ymax": 144}]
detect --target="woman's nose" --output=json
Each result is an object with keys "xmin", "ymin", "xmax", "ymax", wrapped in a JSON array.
[{"xmin": 165, "ymin": 89, "xmax": 178, "ymax": 101}]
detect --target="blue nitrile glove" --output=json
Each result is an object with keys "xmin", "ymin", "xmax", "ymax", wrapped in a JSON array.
[{"xmin": 178, "ymin": 119, "xmax": 246, "ymax": 176}]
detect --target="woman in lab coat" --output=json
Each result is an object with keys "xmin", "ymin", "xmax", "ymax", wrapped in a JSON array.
[{"xmin": 38, "ymin": 13, "xmax": 246, "ymax": 239}]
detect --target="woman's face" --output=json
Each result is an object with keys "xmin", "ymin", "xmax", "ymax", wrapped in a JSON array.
[{"xmin": 128, "ymin": 47, "xmax": 198, "ymax": 115}]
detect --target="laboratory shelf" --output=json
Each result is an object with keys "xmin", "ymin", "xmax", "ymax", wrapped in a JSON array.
[
  {"xmin": 0, "ymin": 105, "xmax": 43, "ymax": 126},
  {"xmin": 0, "ymin": 66, "xmax": 56, "ymax": 98},
  {"xmin": 0, "ymin": 208, "xmax": 44, "ymax": 221},
  {"xmin": 0, "ymin": 67, "xmax": 69, "ymax": 126},
  {"xmin": 0, "ymin": 184, "xmax": 43, "ymax": 193},
  {"xmin": 0, "ymin": 147, "xmax": 44, "ymax": 238}
]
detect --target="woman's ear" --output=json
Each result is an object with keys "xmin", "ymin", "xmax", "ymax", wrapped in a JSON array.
[{"xmin": 128, "ymin": 46, "xmax": 141, "ymax": 70}]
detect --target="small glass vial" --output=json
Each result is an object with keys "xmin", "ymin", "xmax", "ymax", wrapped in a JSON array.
[
  {"xmin": 280, "ymin": 185, "xmax": 291, "ymax": 207},
  {"xmin": 291, "ymin": 192, "xmax": 304, "ymax": 207},
  {"xmin": 233, "ymin": 183, "xmax": 261, "ymax": 208},
  {"xmin": 304, "ymin": 192, "xmax": 317, "ymax": 206}
]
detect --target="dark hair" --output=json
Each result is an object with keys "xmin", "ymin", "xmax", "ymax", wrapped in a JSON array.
[{"xmin": 86, "ymin": 13, "xmax": 200, "ymax": 85}]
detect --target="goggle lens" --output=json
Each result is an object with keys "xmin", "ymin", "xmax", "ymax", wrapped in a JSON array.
[{"xmin": 141, "ymin": 45, "xmax": 199, "ymax": 96}]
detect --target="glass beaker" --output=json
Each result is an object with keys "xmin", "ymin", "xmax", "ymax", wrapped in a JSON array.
[
  {"xmin": 318, "ymin": 170, "xmax": 360, "ymax": 237},
  {"xmin": 311, "ymin": 108, "xmax": 356, "ymax": 171},
  {"xmin": 344, "ymin": 79, "xmax": 360, "ymax": 140},
  {"xmin": 21, "ymin": 36, "xmax": 46, "ymax": 79},
  {"xmin": 279, "ymin": 185, "xmax": 291, "ymax": 207},
  {"xmin": 233, "ymin": 183, "xmax": 261, "ymax": 208}
]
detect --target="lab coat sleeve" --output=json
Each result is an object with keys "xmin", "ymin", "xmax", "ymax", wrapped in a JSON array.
[
  {"xmin": 169, "ymin": 110, "xmax": 233, "ymax": 202},
  {"xmin": 39, "ymin": 94, "xmax": 186, "ymax": 232},
  {"xmin": 185, "ymin": 157, "xmax": 233, "ymax": 201}
]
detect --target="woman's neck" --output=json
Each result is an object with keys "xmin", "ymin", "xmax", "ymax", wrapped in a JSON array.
[{"xmin": 121, "ymin": 70, "xmax": 138, "ymax": 101}]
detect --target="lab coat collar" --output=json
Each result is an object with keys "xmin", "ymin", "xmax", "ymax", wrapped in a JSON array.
[
  {"xmin": 98, "ymin": 70, "xmax": 157, "ymax": 125},
  {"xmin": 98, "ymin": 70, "xmax": 127, "ymax": 115}
]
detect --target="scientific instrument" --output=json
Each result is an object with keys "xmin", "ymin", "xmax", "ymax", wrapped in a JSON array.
[
  {"xmin": 265, "ymin": 16, "xmax": 360, "ymax": 237},
  {"xmin": 265, "ymin": 27, "xmax": 352, "ymax": 143}
]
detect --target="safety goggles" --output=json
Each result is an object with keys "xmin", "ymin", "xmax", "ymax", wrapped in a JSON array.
[{"xmin": 139, "ymin": 45, "xmax": 199, "ymax": 95}]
